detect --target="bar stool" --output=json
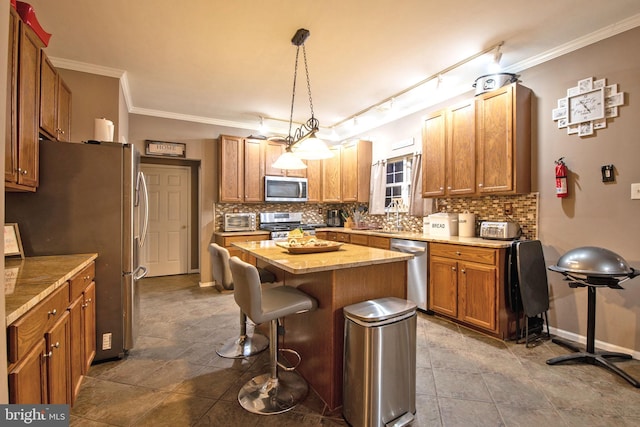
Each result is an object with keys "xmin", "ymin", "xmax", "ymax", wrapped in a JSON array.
[
  {"xmin": 229, "ymin": 256, "xmax": 317, "ymax": 415},
  {"xmin": 209, "ymin": 243, "xmax": 275, "ymax": 358}
]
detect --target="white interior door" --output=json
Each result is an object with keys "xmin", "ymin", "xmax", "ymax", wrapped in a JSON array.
[{"xmin": 141, "ymin": 164, "xmax": 190, "ymax": 277}]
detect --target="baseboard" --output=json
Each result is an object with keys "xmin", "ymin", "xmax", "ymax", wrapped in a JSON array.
[
  {"xmin": 199, "ymin": 280, "xmax": 215, "ymax": 288},
  {"xmin": 549, "ymin": 326, "xmax": 640, "ymax": 360}
]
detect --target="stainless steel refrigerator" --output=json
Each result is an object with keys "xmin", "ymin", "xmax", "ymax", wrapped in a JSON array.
[{"xmin": 6, "ymin": 140, "xmax": 149, "ymax": 362}]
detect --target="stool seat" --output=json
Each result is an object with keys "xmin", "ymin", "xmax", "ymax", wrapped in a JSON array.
[{"xmin": 230, "ymin": 256, "xmax": 317, "ymax": 415}]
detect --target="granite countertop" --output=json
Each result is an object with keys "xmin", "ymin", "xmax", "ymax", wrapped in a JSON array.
[
  {"xmin": 213, "ymin": 230, "xmax": 271, "ymax": 237},
  {"xmin": 232, "ymin": 240, "xmax": 412, "ymax": 274},
  {"xmin": 315, "ymin": 227, "xmax": 513, "ymax": 249},
  {"xmin": 5, "ymin": 253, "xmax": 98, "ymax": 325}
]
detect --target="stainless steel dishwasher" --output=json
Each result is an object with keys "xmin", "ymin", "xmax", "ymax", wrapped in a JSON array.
[{"xmin": 390, "ymin": 239, "xmax": 430, "ymax": 313}]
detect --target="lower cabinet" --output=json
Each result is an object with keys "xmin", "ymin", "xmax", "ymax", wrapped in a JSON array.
[
  {"xmin": 7, "ymin": 261, "xmax": 97, "ymax": 405},
  {"xmin": 429, "ymin": 243, "xmax": 513, "ymax": 338}
]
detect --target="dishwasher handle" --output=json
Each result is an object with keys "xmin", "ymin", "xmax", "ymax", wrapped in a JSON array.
[{"xmin": 390, "ymin": 244, "xmax": 427, "ymax": 255}]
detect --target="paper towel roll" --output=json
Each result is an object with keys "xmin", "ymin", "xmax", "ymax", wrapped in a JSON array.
[
  {"xmin": 94, "ymin": 118, "xmax": 114, "ymax": 142},
  {"xmin": 458, "ymin": 211, "xmax": 476, "ymax": 237}
]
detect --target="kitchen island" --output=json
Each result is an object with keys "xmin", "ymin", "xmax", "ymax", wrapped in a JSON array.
[{"xmin": 232, "ymin": 240, "xmax": 412, "ymax": 410}]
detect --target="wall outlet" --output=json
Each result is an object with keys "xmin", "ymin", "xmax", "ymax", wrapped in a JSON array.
[
  {"xmin": 632, "ymin": 183, "xmax": 640, "ymax": 200},
  {"xmin": 102, "ymin": 333, "xmax": 112, "ymax": 350},
  {"xmin": 504, "ymin": 203, "xmax": 512, "ymax": 215}
]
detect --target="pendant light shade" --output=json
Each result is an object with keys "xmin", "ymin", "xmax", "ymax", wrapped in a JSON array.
[
  {"xmin": 290, "ymin": 134, "xmax": 334, "ymax": 160},
  {"xmin": 272, "ymin": 147, "xmax": 307, "ymax": 170}
]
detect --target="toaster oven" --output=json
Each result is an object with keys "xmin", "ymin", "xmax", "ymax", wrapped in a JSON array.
[
  {"xmin": 479, "ymin": 221, "xmax": 521, "ymax": 240},
  {"xmin": 223, "ymin": 213, "xmax": 257, "ymax": 232}
]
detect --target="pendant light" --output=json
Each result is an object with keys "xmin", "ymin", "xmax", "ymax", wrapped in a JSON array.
[{"xmin": 272, "ymin": 28, "xmax": 333, "ymax": 170}]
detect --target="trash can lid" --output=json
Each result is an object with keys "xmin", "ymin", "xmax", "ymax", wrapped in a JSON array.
[{"xmin": 343, "ymin": 297, "xmax": 417, "ymax": 323}]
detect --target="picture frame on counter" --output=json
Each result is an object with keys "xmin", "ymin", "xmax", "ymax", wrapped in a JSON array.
[
  {"xmin": 145, "ymin": 139, "xmax": 186, "ymax": 158},
  {"xmin": 4, "ymin": 223, "xmax": 24, "ymax": 258}
]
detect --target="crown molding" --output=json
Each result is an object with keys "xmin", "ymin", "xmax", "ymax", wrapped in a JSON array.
[{"xmin": 129, "ymin": 107, "xmax": 260, "ymax": 130}]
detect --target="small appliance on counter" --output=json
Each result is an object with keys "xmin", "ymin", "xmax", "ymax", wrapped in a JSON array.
[
  {"xmin": 223, "ymin": 212, "xmax": 256, "ymax": 231},
  {"xmin": 479, "ymin": 221, "xmax": 521, "ymax": 240},
  {"xmin": 326, "ymin": 209, "xmax": 343, "ymax": 227}
]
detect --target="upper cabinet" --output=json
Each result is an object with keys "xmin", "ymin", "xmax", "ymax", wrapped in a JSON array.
[
  {"xmin": 341, "ymin": 140, "xmax": 372, "ymax": 203},
  {"xmin": 218, "ymin": 135, "xmax": 245, "ymax": 203},
  {"xmin": 476, "ymin": 83, "xmax": 531, "ymax": 195},
  {"xmin": 321, "ymin": 146, "xmax": 341, "ymax": 203},
  {"xmin": 5, "ymin": 8, "xmax": 42, "ymax": 191},
  {"xmin": 422, "ymin": 101, "xmax": 475, "ymax": 197},
  {"xmin": 422, "ymin": 83, "xmax": 531, "ymax": 198},
  {"xmin": 6, "ymin": 6, "xmax": 72, "ymax": 192},
  {"xmin": 40, "ymin": 50, "xmax": 72, "ymax": 142}
]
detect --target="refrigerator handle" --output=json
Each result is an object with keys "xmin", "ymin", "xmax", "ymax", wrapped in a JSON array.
[
  {"xmin": 133, "ymin": 265, "xmax": 148, "ymax": 281},
  {"xmin": 137, "ymin": 171, "xmax": 150, "ymax": 247}
]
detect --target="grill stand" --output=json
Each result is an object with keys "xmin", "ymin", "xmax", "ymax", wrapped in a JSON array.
[{"xmin": 546, "ymin": 285, "xmax": 640, "ymax": 388}]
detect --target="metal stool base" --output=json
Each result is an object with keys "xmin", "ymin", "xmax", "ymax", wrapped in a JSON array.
[
  {"xmin": 238, "ymin": 371, "xmax": 308, "ymax": 415},
  {"xmin": 216, "ymin": 333, "xmax": 268, "ymax": 359}
]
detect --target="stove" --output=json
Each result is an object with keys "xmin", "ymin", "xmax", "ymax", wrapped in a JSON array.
[{"xmin": 259, "ymin": 212, "xmax": 325, "ymax": 240}]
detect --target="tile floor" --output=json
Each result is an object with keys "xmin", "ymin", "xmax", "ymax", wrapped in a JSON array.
[{"xmin": 70, "ymin": 274, "xmax": 640, "ymax": 426}]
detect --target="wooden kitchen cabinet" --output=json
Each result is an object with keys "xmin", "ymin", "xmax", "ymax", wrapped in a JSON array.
[
  {"xmin": 68, "ymin": 262, "xmax": 96, "ymax": 404},
  {"xmin": 476, "ymin": 83, "xmax": 531, "ymax": 195},
  {"xmin": 422, "ymin": 100, "xmax": 475, "ymax": 197},
  {"xmin": 306, "ymin": 159, "xmax": 322, "ymax": 203},
  {"xmin": 341, "ymin": 140, "xmax": 372, "ymax": 203},
  {"xmin": 8, "ymin": 282, "xmax": 71, "ymax": 404},
  {"xmin": 218, "ymin": 135, "xmax": 244, "ymax": 202},
  {"xmin": 321, "ymin": 146, "xmax": 341, "ymax": 202},
  {"xmin": 40, "ymin": 50, "xmax": 72, "ymax": 142},
  {"xmin": 5, "ymin": 8, "xmax": 43, "ymax": 191},
  {"xmin": 429, "ymin": 243, "xmax": 512, "ymax": 338},
  {"xmin": 243, "ymin": 138, "xmax": 264, "ymax": 202}
]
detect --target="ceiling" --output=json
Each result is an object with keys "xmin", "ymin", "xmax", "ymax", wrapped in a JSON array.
[{"xmin": 24, "ymin": 0, "xmax": 640, "ymax": 140}]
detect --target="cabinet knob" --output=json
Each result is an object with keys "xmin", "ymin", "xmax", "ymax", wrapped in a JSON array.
[
  {"xmin": 451, "ymin": 266, "xmax": 456, "ymax": 272},
  {"xmin": 478, "ymin": 183, "xmax": 483, "ymax": 187},
  {"xmin": 17, "ymin": 168, "xmax": 27, "ymax": 175},
  {"xmin": 85, "ymin": 275, "xmax": 91, "ymax": 281},
  {"xmin": 43, "ymin": 351, "xmax": 53, "ymax": 358},
  {"xmin": 48, "ymin": 309, "xmax": 57, "ymax": 317},
  {"xmin": 447, "ymin": 186, "xmax": 452, "ymax": 190},
  {"xmin": 461, "ymin": 268, "xmax": 466, "ymax": 274},
  {"xmin": 51, "ymin": 342, "xmax": 60, "ymax": 349},
  {"xmin": 456, "ymin": 251, "xmax": 461, "ymax": 256},
  {"xmin": 439, "ymin": 187, "xmax": 444, "ymax": 191}
]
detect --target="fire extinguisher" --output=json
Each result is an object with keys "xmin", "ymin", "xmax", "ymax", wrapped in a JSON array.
[{"xmin": 555, "ymin": 157, "xmax": 568, "ymax": 198}]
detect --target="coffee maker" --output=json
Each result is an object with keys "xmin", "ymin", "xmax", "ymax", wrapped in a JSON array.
[{"xmin": 326, "ymin": 209, "xmax": 342, "ymax": 227}]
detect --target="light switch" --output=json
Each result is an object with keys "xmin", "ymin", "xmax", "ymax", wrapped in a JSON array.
[{"xmin": 632, "ymin": 183, "xmax": 640, "ymax": 200}]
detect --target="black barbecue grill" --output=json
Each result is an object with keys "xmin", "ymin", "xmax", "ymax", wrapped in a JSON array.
[{"xmin": 547, "ymin": 246, "xmax": 640, "ymax": 387}]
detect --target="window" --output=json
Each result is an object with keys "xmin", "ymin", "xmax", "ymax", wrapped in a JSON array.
[{"xmin": 385, "ymin": 156, "xmax": 412, "ymax": 211}]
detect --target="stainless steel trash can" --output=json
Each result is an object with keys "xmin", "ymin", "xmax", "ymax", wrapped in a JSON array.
[{"xmin": 343, "ymin": 297, "xmax": 417, "ymax": 427}]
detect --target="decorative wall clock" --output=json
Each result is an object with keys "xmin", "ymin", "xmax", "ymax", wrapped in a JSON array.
[{"xmin": 552, "ymin": 77, "xmax": 625, "ymax": 137}]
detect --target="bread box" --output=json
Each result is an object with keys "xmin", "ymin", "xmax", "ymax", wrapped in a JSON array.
[{"xmin": 428, "ymin": 213, "xmax": 458, "ymax": 237}]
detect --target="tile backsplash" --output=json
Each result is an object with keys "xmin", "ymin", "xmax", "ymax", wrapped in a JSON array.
[{"xmin": 215, "ymin": 192, "xmax": 538, "ymax": 240}]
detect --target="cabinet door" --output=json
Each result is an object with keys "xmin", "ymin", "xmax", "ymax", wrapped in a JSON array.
[
  {"xmin": 39, "ymin": 52, "xmax": 57, "ymax": 138},
  {"xmin": 5, "ymin": 9, "xmax": 19, "ymax": 183},
  {"xmin": 82, "ymin": 282, "xmax": 96, "ymax": 373},
  {"xmin": 15, "ymin": 23, "xmax": 42, "ymax": 189},
  {"xmin": 8, "ymin": 338, "xmax": 47, "ymax": 404},
  {"xmin": 321, "ymin": 146, "xmax": 341, "ymax": 202},
  {"xmin": 447, "ymin": 101, "xmax": 476, "ymax": 196},
  {"xmin": 219, "ymin": 135, "xmax": 244, "ymax": 202},
  {"xmin": 476, "ymin": 85, "xmax": 514, "ymax": 194},
  {"xmin": 244, "ymin": 139, "xmax": 264, "ymax": 202},
  {"xmin": 341, "ymin": 143, "xmax": 358, "ymax": 202},
  {"xmin": 68, "ymin": 297, "xmax": 83, "ymax": 404},
  {"xmin": 458, "ymin": 261, "xmax": 497, "ymax": 331},
  {"xmin": 264, "ymin": 140, "xmax": 286, "ymax": 177},
  {"xmin": 56, "ymin": 78, "xmax": 72, "ymax": 142},
  {"xmin": 46, "ymin": 310, "xmax": 71, "ymax": 404},
  {"xmin": 422, "ymin": 110, "xmax": 446, "ymax": 197},
  {"xmin": 428, "ymin": 255, "xmax": 458, "ymax": 317},
  {"xmin": 306, "ymin": 159, "xmax": 322, "ymax": 202}
]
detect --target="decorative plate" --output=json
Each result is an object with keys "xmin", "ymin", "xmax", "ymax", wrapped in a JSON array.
[{"xmin": 275, "ymin": 240, "xmax": 343, "ymax": 254}]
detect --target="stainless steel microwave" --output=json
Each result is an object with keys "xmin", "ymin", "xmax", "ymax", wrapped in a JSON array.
[
  {"xmin": 264, "ymin": 176, "xmax": 308, "ymax": 202},
  {"xmin": 223, "ymin": 213, "xmax": 257, "ymax": 231}
]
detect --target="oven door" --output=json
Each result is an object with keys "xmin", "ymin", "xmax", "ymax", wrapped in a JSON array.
[{"xmin": 265, "ymin": 176, "xmax": 308, "ymax": 202}]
